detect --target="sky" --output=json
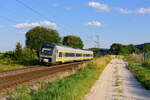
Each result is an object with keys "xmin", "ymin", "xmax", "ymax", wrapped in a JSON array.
[{"xmin": 0, "ymin": 0, "xmax": 150, "ymax": 52}]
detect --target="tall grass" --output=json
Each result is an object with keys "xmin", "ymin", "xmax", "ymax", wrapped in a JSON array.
[
  {"xmin": 127, "ymin": 64, "xmax": 150, "ymax": 89},
  {"xmin": 144, "ymin": 58, "xmax": 150, "ymax": 67},
  {"xmin": 92, "ymin": 56, "xmax": 113, "ymax": 69},
  {"xmin": 15, "ymin": 56, "xmax": 112, "ymax": 100},
  {"xmin": 125, "ymin": 55, "xmax": 150, "ymax": 90},
  {"xmin": 124, "ymin": 55, "xmax": 143, "ymax": 64}
]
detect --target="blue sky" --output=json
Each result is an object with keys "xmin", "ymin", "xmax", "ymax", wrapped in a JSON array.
[{"xmin": 0, "ymin": 0, "xmax": 150, "ymax": 52}]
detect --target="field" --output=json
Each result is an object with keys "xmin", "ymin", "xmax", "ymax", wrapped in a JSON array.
[{"xmin": 12, "ymin": 56, "xmax": 112, "ymax": 100}]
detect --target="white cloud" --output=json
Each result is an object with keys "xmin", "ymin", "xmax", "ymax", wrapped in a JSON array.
[
  {"xmin": 137, "ymin": 8, "xmax": 150, "ymax": 14},
  {"xmin": 119, "ymin": 8, "xmax": 150, "ymax": 14},
  {"xmin": 86, "ymin": 21, "xmax": 102, "ymax": 27},
  {"xmin": 88, "ymin": 1, "xmax": 110, "ymax": 12},
  {"xmin": 12, "ymin": 21, "xmax": 57, "ymax": 29}
]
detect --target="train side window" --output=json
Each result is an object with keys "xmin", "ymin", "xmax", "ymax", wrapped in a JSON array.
[
  {"xmin": 65, "ymin": 53, "xmax": 75, "ymax": 57},
  {"xmin": 76, "ymin": 53, "xmax": 82, "ymax": 57},
  {"xmin": 59, "ymin": 52, "xmax": 62, "ymax": 57}
]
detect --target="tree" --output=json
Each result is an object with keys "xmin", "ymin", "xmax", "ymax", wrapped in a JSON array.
[
  {"xmin": 26, "ymin": 26, "xmax": 61, "ymax": 51},
  {"xmin": 119, "ymin": 46, "xmax": 129, "ymax": 55},
  {"xmin": 143, "ymin": 44, "xmax": 150, "ymax": 53},
  {"xmin": 127, "ymin": 44, "xmax": 137, "ymax": 54},
  {"xmin": 15, "ymin": 42, "xmax": 22, "ymax": 60},
  {"xmin": 110, "ymin": 43, "xmax": 122, "ymax": 51},
  {"xmin": 62, "ymin": 35, "xmax": 84, "ymax": 49},
  {"xmin": 110, "ymin": 43, "xmax": 123, "ymax": 54}
]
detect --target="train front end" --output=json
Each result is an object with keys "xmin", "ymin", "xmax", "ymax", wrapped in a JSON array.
[{"xmin": 39, "ymin": 43, "xmax": 56, "ymax": 64}]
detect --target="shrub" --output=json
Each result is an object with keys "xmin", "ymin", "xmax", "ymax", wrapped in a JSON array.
[
  {"xmin": 15, "ymin": 42, "xmax": 23, "ymax": 60},
  {"xmin": 19, "ymin": 48, "xmax": 38, "ymax": 65},
  {"xmin": 3, "ymin": 51, "xmax": 15, "ymax": 59}
]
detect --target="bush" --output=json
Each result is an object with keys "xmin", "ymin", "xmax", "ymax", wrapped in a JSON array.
[
  {"xmin": 18, "ymin": 48, "xmax": 38, "ymax": 65},
  {"xmin": 3, "ymin": 51, "xmax": 15, "ymax": 59},
  {"xmin": 0, "ymin": 48, "xmax": 38, "ymax": 66}
]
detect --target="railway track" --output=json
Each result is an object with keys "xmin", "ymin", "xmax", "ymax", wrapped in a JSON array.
[
  {"xmin": 0, "ymin": 62, "xmax": 83, "ymax": 91},
  {"xmin": 0, "ymin": 66, "xmax": 49, "ymax": 77}
]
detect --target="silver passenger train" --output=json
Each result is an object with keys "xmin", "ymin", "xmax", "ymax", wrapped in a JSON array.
[{"xmin": 39, "ymin": 43, "xmax": 93, "ymax": 64}]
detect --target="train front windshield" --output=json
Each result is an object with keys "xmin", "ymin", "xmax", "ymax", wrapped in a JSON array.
[
  {"xmin": 41, "ymin": 48, "xmax": 53, "ymax": 56},
  {"xmin": 40, "ymin": 44, "xmax": 55, "ymax": 56}
]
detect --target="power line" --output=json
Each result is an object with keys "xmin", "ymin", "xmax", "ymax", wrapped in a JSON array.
[
  {"xmin": 16, "ymin": 0, "xmax": 48, "ymax": 20},
  {"xmin": 96, "ymin": 35, "xmax": 100, "ymax": 49},
  {"xmin": 15, "ymin": 0, "xmax": 74, "ymax": 35}
]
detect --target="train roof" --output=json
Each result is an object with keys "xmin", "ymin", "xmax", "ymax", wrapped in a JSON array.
[{"xmin": 41, "ymin": 43, "xmax": 93, "ymax": 53}]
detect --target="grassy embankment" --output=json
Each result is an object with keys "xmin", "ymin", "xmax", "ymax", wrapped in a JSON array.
[
  {"xmin": 14, "ymin": 56, "xmax": 112, "ymax": 100},
  {"xmin": 125, "ymin": 55, "xmax": 150, "ymax": 89}
]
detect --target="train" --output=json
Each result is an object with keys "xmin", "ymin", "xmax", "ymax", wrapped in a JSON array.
[{"xmin": 39, "ymin": 43, "xmax": 93, "ymax": 64}]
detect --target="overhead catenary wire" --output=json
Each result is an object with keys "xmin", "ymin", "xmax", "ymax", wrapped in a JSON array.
[
  {"xmin": 15, "ymin": 0, "xmax": 75, "ymax": 36},
  {"xmin": 15, "ymin": 0, "xmax": 48, "ymax": 20}
]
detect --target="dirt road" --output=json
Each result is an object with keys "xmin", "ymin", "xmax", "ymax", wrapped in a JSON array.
[{"xmin": 84, "ymin": 59, "xmax": 150, "ymax": 100}]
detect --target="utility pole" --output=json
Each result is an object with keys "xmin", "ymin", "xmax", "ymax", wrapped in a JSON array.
[
  {"xmin": 95, "ymin": 35, "xmax": 100, "ymax": 56},
  {"xmin": 96, "ymin": 35, "xmax": 100, "ymax": 49}
]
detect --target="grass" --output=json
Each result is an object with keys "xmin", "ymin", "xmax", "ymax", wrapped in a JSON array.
[
  {"xmin": 0, "ymin": 64, "xmax": 24, "ymax": 70},
  {"xmin": 16, "ymin": 86, "xmax": 29, "ymax": 94},
  {"xmin": 124, "ymin": 55, "xmax": 143, "ymax": 64},
  {"xmin": 114, "ymin": 98, "xmax": 119, "ymax": 100},
  {"xmin": 144, "ymin": 58, "xmax": 150, "ymax": 67},
  {"xmin": 114, "ymin": 67, "xmax": 118, "ymax": 74},
  {"xmin": 115, "ymin": 75, "xmax": 122, "ymax": 87},
  {"xmin": 125, "ymin": 55, "xmax": 150, "ymax": 89},
  {"xmin": 117, "ymin": 88, "xmax": 123, "ymax": 93},
  {"xmin": 115, "ymin": 80, "xmax": 122, "ymax": 87},
  {"xmin": 127, "ymin": 64, "xmax": 150, "ymax": 89},
  {"xmin": 0, "ymin": 54, "xmax": 24, "ymax": 70},
  {"xmin": 123, "ymin": 54, "xmax": 150, "ymax": 89},
  {"xmin": 14, "ymin": 56, "xmax": 112, "ymax": 100}
]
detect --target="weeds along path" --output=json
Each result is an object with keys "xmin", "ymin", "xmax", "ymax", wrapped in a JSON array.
[{"xmin": 84, "ymin": 59, "xmax": 150, "ymax": 100}]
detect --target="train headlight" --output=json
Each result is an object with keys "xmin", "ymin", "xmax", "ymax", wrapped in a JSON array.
[{"xmin": 43, "ymin": 59, "xmax": 49, "ymax": 63}]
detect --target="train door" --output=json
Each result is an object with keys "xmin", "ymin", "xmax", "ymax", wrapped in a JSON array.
[
  {"xmin": 62, "ymin": 51, "xmax": 65, "ymax": 63},
  {"xmin": 82, "ymin": 53, "xmax": 84, "ymax": 60}
]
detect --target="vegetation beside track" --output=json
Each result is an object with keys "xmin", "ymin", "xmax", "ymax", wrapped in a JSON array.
[
  {"xmin": 13, "ymin": 56, "xmax": 112, "ymax": 100},
  {"xmin": 0, "ymin": 48, "xmax": 39, "ymax": 70},
  {"xmin": 125, "ymin": 55, "xmax": 150, "ymax": 89}
]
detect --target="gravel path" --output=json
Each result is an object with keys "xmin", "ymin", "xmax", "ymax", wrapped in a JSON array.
[{"xmin": 83, "ymin": 59, "xmax": 150, "ymax": 100}]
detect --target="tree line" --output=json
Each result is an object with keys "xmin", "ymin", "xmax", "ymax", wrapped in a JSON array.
[
  {"xmin": 110, "ymin": 43, "xmax": 150, "ymax": 55},
  {"xmin": 1, "ymin": 26, "xmax": 84, "ymax": 65}
]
